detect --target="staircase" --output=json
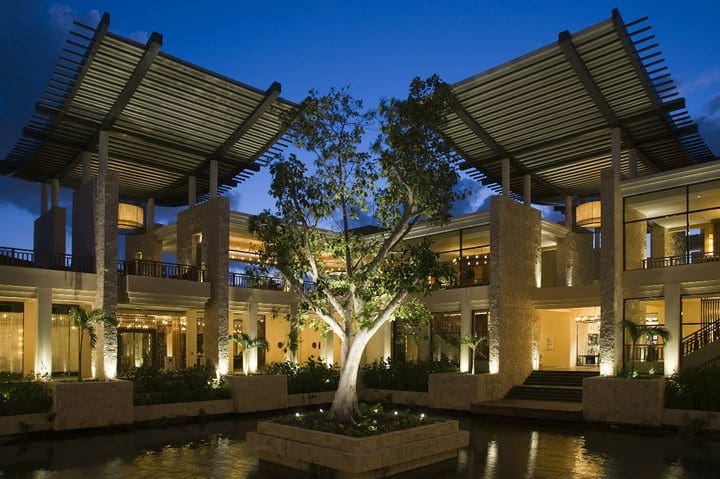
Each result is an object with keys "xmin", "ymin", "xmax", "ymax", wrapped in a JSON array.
[
  {"xmin": 682, "ymin": 319, "xmax": 720, "ymax": 369},
  {"xmin": 504, "ymin": 370, "xmax": 599, "ymax": 403}
]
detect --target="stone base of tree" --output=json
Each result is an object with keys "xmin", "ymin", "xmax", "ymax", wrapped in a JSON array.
[
  {"xmin": 248, "ymin": 420, "xmax": 469, "ymax": 478},
  {"xmin": 583, "ymin": 376, "xmax": 665, "ymax": 426},
  {"xmin": 225, "ymin": 374, "xmax": 287, "ymax": 413},
  {"xmin": 46, "ymin": 380, "xmax": 133, "ymax": 431}
]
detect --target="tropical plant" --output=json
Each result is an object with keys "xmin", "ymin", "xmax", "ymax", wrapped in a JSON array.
[
  {"xmin": 621, "ymin": 319, "xmax": 670, "ymax": 375},
  {"xmin": 68, "ymin": 306, "xmax": 115, "ymax": 381},
  {"xmin": 249, "ymin": 76, "xmax": 462, "ymax": 423},
  {"xmin": 361, "ymin": 358, "xmax": 458, "ymax": 392},
  {"xmin": 229, "ymin": 333, "xmax": 269, "ymax": 375},
  {"xmin": 460, "ymin": 333, "xmax": 488, "ymax": 375}
]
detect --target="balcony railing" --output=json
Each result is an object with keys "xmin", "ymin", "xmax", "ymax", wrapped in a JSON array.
[
  {"xmin": 642, "ymin": 252, "xmax": 720, "ymax": 269},
  {"xmin": 624, "ymin": 344, "xmax": 665, "ymax": 362},
  {"xmin": 228, "ymin": 272, "xmax": 284, "ymax": 290},
  {"xmin": 119, "ymin": 259, "xmax": 204, "ymax": 282},
  {"xmin": 0, "ymin": 247, "xmax": 94, "ymax": 273}
]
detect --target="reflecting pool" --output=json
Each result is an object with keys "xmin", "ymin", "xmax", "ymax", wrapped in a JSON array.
[{"xmin": 0, "ymin": 415, "xmax": 718, "ymax": 478}]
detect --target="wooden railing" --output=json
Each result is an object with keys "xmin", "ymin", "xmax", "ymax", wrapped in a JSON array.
[
  {"xmin": 0, "ymin": 246, "xmax": 94, "ymax": 273},
  {"xmin": 624, "ymin": 344, "xmax": 665, "ymax": 362},
  {"xmin": 682, "ymin": 319, "xmax": 720, "ymax": 357},
  {"xmin": 118, "ymin": 259, "xmax": 204, "ymax": 282}
]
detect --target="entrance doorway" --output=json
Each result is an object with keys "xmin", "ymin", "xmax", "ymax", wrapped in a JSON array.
[
  {"xmin": 538, "ymin": 307, "xmax": 600, "ymax": 370},
  {"xmin": 118, "ymin": 330, "xmax": 156, "ymax": 372}
]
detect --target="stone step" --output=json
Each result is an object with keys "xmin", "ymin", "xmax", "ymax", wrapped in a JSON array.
[{"xmin": 505, "ymin": 385, "xmax": 583, "ymax": 403}]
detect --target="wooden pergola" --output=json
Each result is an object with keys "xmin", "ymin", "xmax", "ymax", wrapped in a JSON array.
[
  {"xmin": 442, "ymin": 9, "xmax": 715, "ymax": 204},
  {"xmin": 2, "ymin": 13, "xmax": 297, "ymax": 206}
]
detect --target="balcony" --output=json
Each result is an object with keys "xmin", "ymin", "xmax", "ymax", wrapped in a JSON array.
[
  {"xmin": 0, "ymin": 247, "xmax": 94, "ymax": 273},
  {"xmin": 642, "ymin": 252, "xmax": 720, "ymax": 269},
  {"xmin": 118, "ymin": 259, "xmax": 204, "ymax": 282},
  {"xmin": 228, "ymin": 272, "xmax": 284, "ymax": 290}
]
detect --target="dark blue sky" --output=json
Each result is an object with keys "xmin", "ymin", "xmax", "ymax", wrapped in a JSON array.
[{"xmin": 1, "ymin": 0, "xmax": 719, "ymax": 249}]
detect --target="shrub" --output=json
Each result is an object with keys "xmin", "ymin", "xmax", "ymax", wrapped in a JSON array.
[
  {"xmin": 361, "ymin": 358, "xmax": 459, "ymax": 392},
  {"xmin": 665, "ymin": 366, "xmax": 720, "ymax": 411},
  {"xmin": 124, "ymin": 365, "xmax": 230, "ymax": 405},
  {"xmin": 262, "ymin": 357, "xmax": 339, "ymax": 394},
  {"xmin": 0, "ymin": 376, "xmax": 52, "ymax": 416}
]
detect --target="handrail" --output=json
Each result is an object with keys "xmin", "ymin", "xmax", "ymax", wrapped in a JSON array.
[
  {"xmin": 0, "ymin": 246, "xmax": 94, "ymax": 273},
  {"xmin": 681, "ymin": 319, "xmax": 720, "ymax": 357},
  {"xmin": 643, "ymin": 252, "xmax": 720, "ymax": 269},
  {"xmin": 624, "ymin": 344, "xmax": 665, "ymax": 362},
  {"xmin": 119, "ymin": 259, "xmax": 204, "ymax": 282},
  {"xmin": 228, "ymin": 272, "xmax": 284, "ymax": 290}
]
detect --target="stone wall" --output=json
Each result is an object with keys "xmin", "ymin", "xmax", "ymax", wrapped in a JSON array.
[
  {"xmin": 225, "ymin": 374, "xmax": 287, "ymax": 413},
  {"xmin": 600, "ymin": 169, "xmax": 623, "ymax": 375},
  {"xmin": 33, "ymin": 207, "xmax": 66, "ymax": 258},
  {"xmin": 47, "ymin": 380, "xmax": 133, "ymax": 431},
  {"xmin": 556, "ymin": 230, "xmax": 597, "ymax": 286},
  {"xmin": 489, "ymin": 196, "xmax": 540, "ymax": 394},
  {"xmin": 125, "ymin": 225, "xmax": 163, "ymax": 261},
  {"xmin": 177, "ymin": 198, "xmax": 230, "ymax": 373},
  {"xmin": 583, "ymin": 376, "xmax": 665, "ymax": 426},
  {"xmin": 71, "ymin": 182, "xmax": 95, "ymax": 260},
  {"xmin": 624, "ymin": 207, "xmax": 646, "ymax": 270}
]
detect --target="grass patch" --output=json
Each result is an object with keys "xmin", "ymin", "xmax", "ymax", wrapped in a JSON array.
[{"xmin": 273, "ymin": 403, "xmax": 439, "ymax": 437}]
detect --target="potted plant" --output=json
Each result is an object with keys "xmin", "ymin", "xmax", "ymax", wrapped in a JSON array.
[
  {"xmin": 229, "ymin": 333, "xmax": 269, "ymax": 375},
  {"xmin": 68, "ymin": 306, "xmax": 116, "ymax": 382}
]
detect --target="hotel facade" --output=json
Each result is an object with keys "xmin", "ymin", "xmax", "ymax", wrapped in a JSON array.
[{"xmin": 0, "ymin": 10, "xmax": 717, "ymax": 402}]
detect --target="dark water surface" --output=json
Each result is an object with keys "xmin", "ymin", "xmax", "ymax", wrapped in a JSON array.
[{"xmin": 0, "ymin": 415, "xmax": 718, "ymax": 478}]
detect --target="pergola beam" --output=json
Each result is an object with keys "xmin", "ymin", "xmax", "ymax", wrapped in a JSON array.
[{"xmin": 56, "ymin": 31, "xmax": 163, "ymax": 180}]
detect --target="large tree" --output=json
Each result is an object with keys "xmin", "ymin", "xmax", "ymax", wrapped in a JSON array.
[{"xmin": 249, "ymin": 76, "xmax": 463, "ymax": 422}]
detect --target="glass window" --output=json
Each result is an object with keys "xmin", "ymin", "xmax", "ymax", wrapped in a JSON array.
[
  {"xmin": 0, "ymin": 303, "xmax": 23, "ymax": 375},
  {"xmin": 51, "ymin": 305, "xmax": 79, "ymax": 375},
  {"xmin": 431, "ymin": 311, "xmax": 461, "ymax": 362},
  {"xmin": 625, "ymin": 187, "xmax": 686, "ymax": 221},
  {"xmin": 623, "ymin": 298, "xmax": 666, "ymax": 373}
]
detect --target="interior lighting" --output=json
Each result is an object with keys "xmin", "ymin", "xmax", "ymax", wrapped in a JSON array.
[
  {"xmin": 118, "ymin": 203, "xmax": 144, "ymax": 230},
  {"xmin": 575, "ymin": 201, "xmax": 601, "ymax": 229}
]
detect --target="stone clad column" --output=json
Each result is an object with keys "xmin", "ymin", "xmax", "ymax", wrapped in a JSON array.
[
  {"xmin": 663, "ymin": 283, "xmax": 681, "ymax": 375},
  {"xmin": 188, "ymin": 175, "xmax": 196, "ymax": 207},
  {"xmin": 247, "ymin": 302, "xmax": 258, "ymax": 373},
  {"xmin": 501, "ymin": 158, "xmax": 511, "ymax": 197},
  {"xmin": 599, "ymin": 167, "xmax": 623, "ymax": 376},
  {"xmin": 489, "ymin": 195, "xmax": 540, "ymax": 393},
  {"xmin": 35, "ymin": 288, "xmax": 52, "ymax": 377}
]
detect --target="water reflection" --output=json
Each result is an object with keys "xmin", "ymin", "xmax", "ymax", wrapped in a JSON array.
[{"xmin": 0, "ymin": 416, "xmax": 719, "ymax": 478}]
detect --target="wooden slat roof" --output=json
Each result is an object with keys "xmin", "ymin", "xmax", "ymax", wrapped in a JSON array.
[
  {"xmin": 442, "ymin": 9, "xmax": 715, "ymax": 204},
  {"xmin": 2, "ymin": 13, "xmax": 296, "ymax": 206}
]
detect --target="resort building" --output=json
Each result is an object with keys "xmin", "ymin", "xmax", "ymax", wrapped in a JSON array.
[{"xmin": 0, "ymin": 9, "xmax": 717, "ymax": 402}]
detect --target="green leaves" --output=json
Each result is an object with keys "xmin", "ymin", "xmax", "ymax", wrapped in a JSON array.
[{"xmin": 228, "ymin": 333, "xmax": 269, "ymax": 352}]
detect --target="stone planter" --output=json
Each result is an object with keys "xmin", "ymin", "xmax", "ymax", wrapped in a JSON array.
[
  {"xmin": 248, "ymin": 419, "xmax": 469, "ymax": 478},
  {"xmin": 582, "ymin": 376, "xmax": 665, "ymax": 426},
  {"xmin": 428, "ymin": 372, "xmax": 497, "ymax": 410},
  {"xmin": 47, "ymin": 380, "xmax": 133, "ymax": 431},
  {"xmin": 286, "ymin": 390, "xmax": 336, "ymax": 408},
  {"xmin": 225, "ymin": 374, "xmax": 287, "ymax": 413},
  {"xmin": 134, "ymin": 399, "xmax": 234, "ymax": 423},
  {"xmin": 358, "ymin": 388, "xmax": 429, "ymax": 407},
  {"xmin": 0, "ymin": 412, "xmax": 52, "ymax": 436},
  {"xmin": 663, "ymin": 408, "xmax": 720, "ymax": 431}
]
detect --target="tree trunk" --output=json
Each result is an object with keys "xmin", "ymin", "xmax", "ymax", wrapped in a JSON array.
[
  {"xmin": 470, "ymin": 348, "xmax": 475, "ymax": 375},
  {"xmin": 330, "ymin": 333, "xmax": 370, "ymax": 423},
  {"xmin": 243, "ymin": 351, "xmax": 250, "ymax": 376}
]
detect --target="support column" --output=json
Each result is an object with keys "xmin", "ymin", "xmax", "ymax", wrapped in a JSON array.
[
  {"xmin": 186, "ymin": 310, "xmax": 198, "ymax": 367},
  {"xmin": 599, "ymin": 168, "xmax": 623, "ymax": 376},
  {"xmin": 35, "ymin": 288, "xmax": 52, "ymax": 377},
  {"xmin": 565, "ymin": 196, "xmax": 574, "ymax": 228},
  {"xmin": 663, "ymin": 283, "xmax": 681, "ymax": 375},
  {"xmin": 81, "ymin": 151, "xmax": 92, "ymax": 184},
  {"xmin": 41, "ymin": 183, "xmax": 49, "ymax": 215},
  {"xmin": 98, "ymin": 130, "xmax": 109, "ymax": 176},
  {"xmin": 501, "ymin": 157, "xmax": 511, "ymax": 197},
  {"xmin": 188, "ymin": 175, "xmax": 196, "ymax": 207},
  {"xmin": 209, "ymin": 160, "xmax": 218, "ymax": 198},
  {"xmin": 146, "ymin": 197, "xmax": 155, "ymax": 230},
  {"xmin": 324, "ymin": 331, "xmax": 335, "ymax": 368},
  {"xmin": 51, "ymin": 179, "xmax": 60, "ymax": 209},
  {"xmin": 523, "ymin": 174, "xmax": 531, "ymax": 206},
  {"xmin": 247, "ymin": 302, "xmax": 259, "ymax": 374},
  {"xmin": 628, "ymin": 148, "xmax": 639, "ymax": 178},
  {"xmin": 382, "ymin": 322, "xmax": 392, "ymax": 363},
  {"xmin": 611, "ymin": 127, "xmax": 622, "ymax": 178},
  {"xmin": 459, "ymin": 304, "xmax": 472, "ymax": 373}
]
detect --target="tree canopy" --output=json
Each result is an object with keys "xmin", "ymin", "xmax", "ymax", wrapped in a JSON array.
[{"xmin": 249, "ymin": 75, "xmax": 464, "ymax": 421}]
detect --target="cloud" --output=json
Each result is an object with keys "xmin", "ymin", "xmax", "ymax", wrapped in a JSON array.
[
  {"xmin": 450, "ymin": 177, "xmax": 494, "ymax": 216},
  {"xmin": 705, "ymin": 93, "xmax": 720, "ymax": 116},
  {"xmin": 697, "ymin": 115, "xmax": 720, "ymax": 157},
  {"xmin": 677, "ymin": 67, "xmax": 720, "ymax": 97}
]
